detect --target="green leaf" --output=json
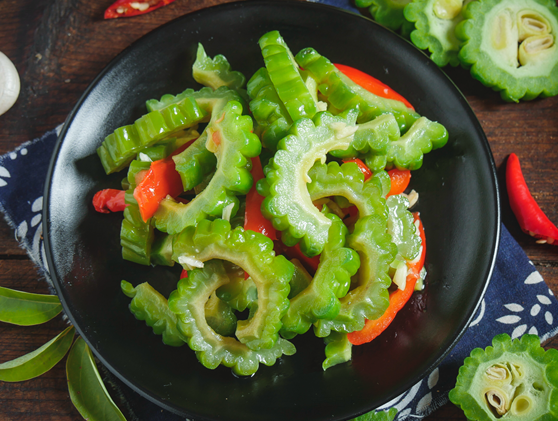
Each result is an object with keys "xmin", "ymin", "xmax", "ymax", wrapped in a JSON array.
[
  {"xmin": 0, "ymin": 286, "xmax": 63, "ymax": 325},
  {"xmin": 0, "ymin": 325, "xmax": 75, "ymax": 382},
  {"xmin": 66, "ymin": 337, "xmax": 127, "ymax": 421}
]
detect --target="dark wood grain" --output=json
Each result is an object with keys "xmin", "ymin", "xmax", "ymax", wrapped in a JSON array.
[{"xmin": 0, "ymin": 1, "xmax": 556, "ymax": 420}]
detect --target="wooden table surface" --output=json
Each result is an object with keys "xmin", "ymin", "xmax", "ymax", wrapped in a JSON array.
[{"xmin": 0, "ymin": 0, "xmax": 556, "ymax": 420}]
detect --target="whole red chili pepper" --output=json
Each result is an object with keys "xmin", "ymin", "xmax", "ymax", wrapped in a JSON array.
[
  {"xmin": 506, "ymin": 153, "xmax": 558, "ymax": 245},
  {"xmin": 104, "ymin": 0, "xmax": 176, "ymax": 19}
]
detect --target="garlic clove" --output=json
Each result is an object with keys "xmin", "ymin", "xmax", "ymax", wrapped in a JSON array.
[{"xmin": 0, "ymin": 52, "xmax": 20, "ymax": 117}]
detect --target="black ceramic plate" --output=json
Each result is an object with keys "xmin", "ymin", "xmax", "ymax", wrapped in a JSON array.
[{"xmin": 44, "ymin": 1, "xmax": 500, "ymax": 420}]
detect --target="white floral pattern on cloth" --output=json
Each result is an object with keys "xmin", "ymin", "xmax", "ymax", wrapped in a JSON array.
[
  {"xmin": 0, "ymin": 128, "xmax": 60, "ymax": 283},
  {"xmin": 0, "ymin": 129, "xmax": 557, "ymax": 419}
]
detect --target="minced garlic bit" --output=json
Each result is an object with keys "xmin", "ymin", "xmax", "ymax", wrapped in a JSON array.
[
  {"xmin": 178, "ymin": 255, "xmax": 204, "ymax": 270},
  {"xmin": 116, "ymin": 6, "xmax": 127, "ymax": 14},
  {"xmin": 403, "ymin": 189, "xmax": 419, "ymax": 209},
  {"xmin": 330, "ymin": 122, "xmax": 358, "ymax": 140},
  {"xmin": 221, "ymin": 202, "xmax": 235, "ymax": 221},
  {"xmin": 393, "ymin": 262, "xmax": 408, "ymax": 290},
  {"xmin": 317, "ymin": 101, "xmax": 328, "ymax": 112},
  {"xmin": 130, "ymin": 2, "xmax": 150, "ymax": 11},
  {"xmin": 138, "ymin": 152, "xmax": 152, "ymax": 162}
]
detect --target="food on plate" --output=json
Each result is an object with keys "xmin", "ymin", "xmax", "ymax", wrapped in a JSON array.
[
  {"xmin": 94, "ymin": 30, "xmax": 449, "ymax": 375},
  {"xmin": 449, "ymin": 333, "xmax": 558, "ymax": 420}
]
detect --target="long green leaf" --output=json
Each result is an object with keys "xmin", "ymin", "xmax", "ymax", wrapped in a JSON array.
[
  {"xmin": 66, "ymin": 337, "xmax": 127, "ymax": 421},
  {"xmin": 0, "ymin": 285, "xmax": 63, "ymax": 325},
  {"xmin": 0, "ymin": 325, "xmax": 75, "ymax": 382}
]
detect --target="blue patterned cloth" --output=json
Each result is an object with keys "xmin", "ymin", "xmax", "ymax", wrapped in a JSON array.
[{"xmin": 1, "ymin": 122, "xmax": 557, "ymax": 420}]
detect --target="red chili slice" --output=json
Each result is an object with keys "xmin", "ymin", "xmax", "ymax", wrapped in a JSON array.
[{"xmin": 104, "ymin": 0, "xmax": 176, "ymax": 19}]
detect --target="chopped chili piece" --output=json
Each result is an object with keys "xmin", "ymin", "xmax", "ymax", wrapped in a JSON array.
[
  {"xmin": 134, "ymin": 155, "xmax": 184, "ymax": 222},
  {"xmin": 244, "ymin": 156, "xmax": 277, "ymax": 241},
  {"xmin": 387, "ymin": 169, "xmax": 411, "ymax": 197},
  {"xmin": 92, "ymin": 189, "xmax": 128, "ymax": 213}
]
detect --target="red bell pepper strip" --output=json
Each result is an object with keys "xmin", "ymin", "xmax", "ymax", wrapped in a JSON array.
[
  {"xmin": 244, "ymin": 157, "xmax": 277, "ymax": 241},
  {"xmin": 348, "ymin": 212, "xmax": 426, "ymax": 345},
  {"xmin": 334, "ymin": 63, "xmax": 415, "ymax": 110},
  {"xmin": 344, "ymin": 158, "xmax": 372, "ymax": 181},
  {"xmin": 387, "ymin": 169, "xmax": 411, "ymax": 197},
  {"xmin": 104, "ymin": 0, "xmax": 176, "ymax": 19},
  {"xmin": 133, "ymin": 156, "xmax": 184, "ymax": 222},
  {"xmin": 506, "ymin": 153, "xmax": 558, "ymax": 245},
  {"xmin": 92, "ymin": 189, "xmax": 128, "ymax": 213}
]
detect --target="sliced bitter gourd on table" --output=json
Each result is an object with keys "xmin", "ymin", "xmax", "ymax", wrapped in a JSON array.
[
  {"xmin": 356, "ymin": 0, "xmax": 414, "ymax": 33},
  {"xmin": 449, "ymin": 333, "xmax": 558, "ymax": 420},
  {"xmin": 171, "ymin": 218, "xmax": 294, "ymax": 352},
  {"xmin": 257, "ymin": 109, "xmax": 359, "ymax": 257},
  {"xmin": 153, "ymin": 100, "xmax": 261, "ymax": 235},
  {"xmin": 280, "ymin": 212, "xmax": 360, "ymax": 339},
  {"xmin": 168, "ymin": 260, "xmax": 295, "ymax": 376},
  {"xmin": 456, "ymin": 0, "xmax": 558, "ymax": 102},
  {"xmin": 295, "ymin": 47, "xmax": 420, "ymax": 133},
  {"xmin": 404, "ymin": 0, "xmax": 474, "ymax": 67},
  {"xmin": 314, "ymin": 213, "xmax": 397, "ymax": 337},
  {"xmin": 121, "ymin": 281, "xmax": 185, "ymax": 347},
  {"xmin": 192, "ymin": 43, "xmax": 246, "ymax": 91}
]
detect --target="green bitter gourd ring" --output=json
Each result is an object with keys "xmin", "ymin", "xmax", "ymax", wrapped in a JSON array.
[
  {"xmin": 153, "ymin": 100, "xmax": 261, "ymax": 235},
  {"xmin": 147, "ymin": 86, "xmax": 246, "ymax": 192},
  {"xmin": 280, "ymin": 212, "xmax": 360, "ymax": 339},
  {"xmin": 168, "ymin": 259, "xmax": 295, "ymax": 376},
  {"xmin": 171, "ymin": 218, "xmax": 295, "ymax": 352},
  {"xmin": 314, "ymin": 213, "xmax": 398, "ymax": 337},
  {"xmin": 307, "ymin": 160, "xmax": 388, "ymax": 220},
  {"xmin": 257, "ymin": 109, "xmax": 359, "ymax": 257},
  {"xmin": 456, "ymin": 0, "xmax": 558, "ymax": 102},
  {"xmin": 449, "ymin": 333, "xmax": 558, "ymax": 420}
]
